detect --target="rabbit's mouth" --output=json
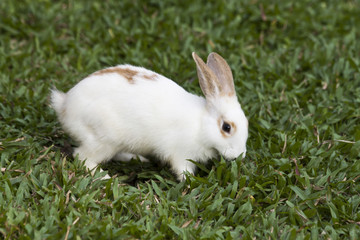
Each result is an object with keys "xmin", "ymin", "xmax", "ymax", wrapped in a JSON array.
[{"xmin": 221, "ymin": 149, "xmax": 246, "ymax": 161}]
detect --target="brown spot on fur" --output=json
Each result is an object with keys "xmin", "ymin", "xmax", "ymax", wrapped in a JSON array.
[
  {"xmin": 92, "ymin": 67, "xmax": 138, "ymax": 84},
  {"xmin": 218, "ymin": 118, "xmax": 237, "ymax": 138},
  {"xmin": 142, "ymin": 73, "xmax": 158, "ymax": 80},
  {"xmin": 230, "ymin": 121, "xmax": 237, "ymax": 133}
]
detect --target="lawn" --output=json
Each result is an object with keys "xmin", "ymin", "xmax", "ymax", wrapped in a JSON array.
[{"xmin": 1, "ymin": 0, "xmax": 360, "ymax": 239}]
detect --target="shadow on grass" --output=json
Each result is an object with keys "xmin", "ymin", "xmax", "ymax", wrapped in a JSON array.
[
  {"xmin": 54, "ymin": 136, "xmax": 219, "ymax": 184},
  {"xmin": 101, "ymin": 157, "xmax": 217, "ymax": 185}
]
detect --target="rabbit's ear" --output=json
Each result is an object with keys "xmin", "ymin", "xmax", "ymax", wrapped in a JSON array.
[
  {"xmin": 206, "ymin": 52, "xmax": 235, "ymax": 97},
  {"xmin": 192, "ymin": 52, "xmax": 221, "ymax": 99}
]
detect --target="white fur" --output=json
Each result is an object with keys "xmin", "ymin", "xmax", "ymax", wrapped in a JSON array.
[{"xmin": 51, "ymin": 56, "xmax": 248, "ymax": 181}]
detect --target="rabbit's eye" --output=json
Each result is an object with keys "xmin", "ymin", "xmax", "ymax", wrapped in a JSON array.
[{"xmin": 222, "ymin": 122, "xmax": 231, "ymax": 133}]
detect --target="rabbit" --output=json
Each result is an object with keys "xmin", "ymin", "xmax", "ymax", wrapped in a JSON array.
[{"xmin": 51, "ymin": 52, "xmax": 248, "ymax": 181}]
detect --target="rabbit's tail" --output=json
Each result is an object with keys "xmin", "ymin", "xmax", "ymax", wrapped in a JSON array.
[{"xmin": 50, "ymin": 88, "xmax": 66, "ymax": 116}]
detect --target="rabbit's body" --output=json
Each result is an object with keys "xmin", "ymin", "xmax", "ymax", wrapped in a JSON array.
[{"xmin": 51, "ymin": 53, "xmax": 248, "ymax": 180}]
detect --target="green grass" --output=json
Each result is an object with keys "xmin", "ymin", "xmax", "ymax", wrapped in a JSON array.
[{"xmin": 1, "ymin": 0, "xmax": 360, "ymax": 239}]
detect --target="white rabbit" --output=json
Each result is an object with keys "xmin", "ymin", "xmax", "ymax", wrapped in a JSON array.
[{"xmin": 51, "ymin": 52, "xmax": 248, "ymax": 181}]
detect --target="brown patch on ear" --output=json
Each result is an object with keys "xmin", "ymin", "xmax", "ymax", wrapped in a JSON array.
[
  {"xmin": 206, "ymin": 52, "xmax": 235, "ymax": 97},
  {"xmin": 192, "ymin": 52, "xmax": 221, "ymax": 99},
  {"xmin": 218, "ymin": 118, "xmax": 237, "ymax": 138},
  {"xmin": 92, "ymin": 67, "xmax": 138, "ymax": 84}
]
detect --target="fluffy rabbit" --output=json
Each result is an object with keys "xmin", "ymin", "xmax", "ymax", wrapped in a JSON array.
[{"xmin": 51, "ymin": 52, "xmax": 248, "ymax": 181}]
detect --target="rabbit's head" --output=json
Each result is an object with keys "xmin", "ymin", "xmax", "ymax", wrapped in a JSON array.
[{"xmin": 193, "ymin": 52, "xmax": 248, "ymax": 161}]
